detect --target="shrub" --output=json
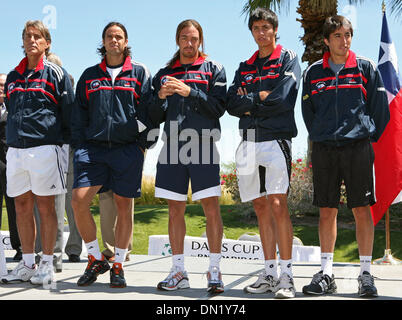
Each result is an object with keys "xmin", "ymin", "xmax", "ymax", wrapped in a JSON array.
[{"xmin": 287, "ymin": 158, "xmax": 315, "ymax": 215}]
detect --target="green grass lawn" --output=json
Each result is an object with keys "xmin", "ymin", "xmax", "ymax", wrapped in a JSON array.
[{"xmin": 2, "ymin": 204, "xmax": 401, "ymax": 263}]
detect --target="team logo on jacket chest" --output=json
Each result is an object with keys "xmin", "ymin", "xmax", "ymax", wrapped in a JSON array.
[
  {"xmin": 244, "ymin": 74, "xmax": 254, "ymax": 82},
  {"xmin": 90, "ymin": 80, "xmax": 101, "ymax": 90},
  {"xmin": 8, "ymin": 82, "xmax": 15, "ymax": 92},
  {"xmin": 316, "ymin": 81, "xmax": 326, "ymax": 91}
]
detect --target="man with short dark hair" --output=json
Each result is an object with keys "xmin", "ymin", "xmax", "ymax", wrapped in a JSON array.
[
  {"xmin": 227, "ymin": 7, "xmax": 301, "ymax": 299},
  {"xmin": 71, "ymin": 22, "xmax": 153, "ymax": 288},
  {"xmin": 1, "ymin": 20, "xmax": 74, "ymax": 285},
  {"xmin": 301, "ymin": 15, "xmax": 390, "ymax": 298},
  {"xmin": 150, "ymin": 19, "xmax": 227, "ymax": 294}
]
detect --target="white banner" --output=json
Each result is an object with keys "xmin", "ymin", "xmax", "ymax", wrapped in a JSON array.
[
  {"xmin": 0, "ymin": 232, "xmax": 8, "ymax": 276},
  {"xmin": 0, "ymin": 231, "xmax": 87, "ymax": 253},
  {"xmin": 148, "ymin": 235, "xmax": 320, "ymax": 262}
]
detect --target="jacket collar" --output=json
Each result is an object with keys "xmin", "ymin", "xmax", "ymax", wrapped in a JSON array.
[
  {"xmin": 15, "ymin": 55, "xmax": 45, "ymax": 75},
  {"xmin": 322, "ymin": 50, "xmax": 357, "ymax": 69},
  {"xmin": 246, "ymin": 44, "xmax": 283, "ymax": 65},
  {"xmin": 99, "ymin": 55, "xmax": 133, "ymax": 73},
  {"xmin": 171, "ymin": 55, "xmax": 206, "ymax": 69}
]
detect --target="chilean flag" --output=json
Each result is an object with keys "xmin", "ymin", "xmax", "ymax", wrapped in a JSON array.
[{"xmin": 371, "ymin": 11, "xmax": 402, "ymax": 226}]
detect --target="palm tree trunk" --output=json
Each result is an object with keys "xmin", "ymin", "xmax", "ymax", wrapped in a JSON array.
[
  {"xmin": 296, "ymin": 0, "xmax": 338, "ymax": 164},
  {"xmin": 296, "ymin": 0, "xmax": 338, "ymax": 64}
]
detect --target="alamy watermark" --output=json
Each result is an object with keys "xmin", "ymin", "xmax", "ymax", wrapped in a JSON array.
[
  {"xmin": 147, "ymin": 121, "xmax": 258, "ymax": 175},
  {"xmin": 342, "ymin": 4, "xmax": 358, "ymax": 30},
  {"xmin": 42, "ymin": 5, "xmax": 57, "ymax": 29}
]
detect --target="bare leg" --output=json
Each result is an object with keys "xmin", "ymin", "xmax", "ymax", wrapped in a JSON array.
[
  {"xmin": 35, "ymin": 195, "xmax": 57, "ymax": 256},
  {"xmin": 14, "ymin": 191, "xmax": 36, "ymax": 254},
  {"xmin": 113, "ymin": 193, "xmax": 134, "ymax": 250},
  {"xmin": 253, "ymin": 196, "xmax": 277, "ymax": 260},
  {"xmin": 167, "ymin": 200, "xmax": 187, "ymax": 255},
  {"xmin": 200, "ymin": 196, "xmax": 223, "ymax": 254},
  {"xmin": 267, "ymin": 194, "xmax": 293, "ymax": 260},
  {"xmin": 71, "ymin": 186, "xmax": 102, "ymax": 243}
]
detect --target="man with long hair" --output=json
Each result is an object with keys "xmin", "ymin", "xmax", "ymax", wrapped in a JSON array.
[
  {"xmin": 1, "ymin": 20, "xmax": 74, "ymax": 285},
  {"xmin": 150, "ymin": 19, "xmax": 227, "ymax": 294},
  {"xmin": 71, "ymin": 22, "xmax": 153, "ymax": 288}
]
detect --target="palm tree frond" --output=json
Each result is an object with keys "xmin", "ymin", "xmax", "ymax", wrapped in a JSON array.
[
  {"xmin": 388, "ymin": 0, "xmax": 402, "ymax": 19},
  {"xmin": 241, "ymin": 0, "xmax": 290, "ymax": 16}
]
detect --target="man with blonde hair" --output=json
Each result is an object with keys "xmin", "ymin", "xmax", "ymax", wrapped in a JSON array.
[
  {"xmin": 150, "ymin": 19, "xmax": 227, "ymax": 294},
  {"xmin": 1, "ymin": 20, "xmax": 74, "ymax": 285}
]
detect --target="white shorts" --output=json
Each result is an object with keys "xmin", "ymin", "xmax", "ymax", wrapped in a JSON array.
[
  {"xmin": 6, "ymin": 145, "xmax": 67, "ymax": 197},
  {"xmin": 235, "ymin": 140, "xmax": 292, "ymax": 202}
]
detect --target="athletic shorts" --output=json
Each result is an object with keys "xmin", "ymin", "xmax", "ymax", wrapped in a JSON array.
[
  {"xmin": 311, "ymin": 139, "xmax": 375, "ymax": 209},
  {"xmin": 235, "ymin": 140, "xmax": 292, "ymax": 202},
  {"xmin": 6, "ymin": 145, "xmax": 67, "ymax": 197},
  {"xmin": 155, "ymin": 138, "xmax": 221, "ymax": 201},
  {"xmin": 73, "ymin": 142, "xmax": 144, "ymax": 198}
]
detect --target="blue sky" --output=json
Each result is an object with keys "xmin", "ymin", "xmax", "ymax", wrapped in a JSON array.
[{"xmin": 1, "ymin": 0, "xmax": 401, "ymax": 176}]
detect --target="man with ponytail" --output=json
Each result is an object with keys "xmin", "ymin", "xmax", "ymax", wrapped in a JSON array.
[{"xmin": 150, "ymin": 19, "xmax": 227, "ymax": 294}]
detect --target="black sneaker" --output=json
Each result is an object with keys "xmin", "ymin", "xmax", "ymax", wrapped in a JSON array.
[
  {"xmin": 358, "ymin": 271, "xmax": 378, "ymax": 297},
  {"xmin": 77, "ymin": 254, "xmax": 110, "ymax": 286},
  {"xmin": 303, "ymin": 271, "xmax": 337, "ymax": 295},
  {"xmin": 110, "ymin": 263, "xmax": 126, "ymax": 288}
]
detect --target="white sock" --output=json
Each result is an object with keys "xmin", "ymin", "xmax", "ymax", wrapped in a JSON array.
[
  {"xmin": 360, "ymin": 256, "xmax": 372, "ymax": 275},
  {"xmin": 279, "ymin": 259, "xmax": 293, "ymax": 277},
  {"xmin": 321, "ymin": 252, "xmax": 334, "ymax": 276},
  {"xmin": 114, "ymin": 247, "xmax": 128, "ymax": 264},
  {"xmin": 22, "ymin": 253, "xmax": 35, "ymax": 268},
  {"xmin": 172, "ymin": 254, "xmax": 185, "ymax": 271},
  {"xmin": 264, "ymin": 259, "xmax": 278, "ymax": 278},
  {"xmin": 42, "ymin": 254, "xmax": 53, "ymax": 264},
  {"xmin": 85, "ymin": 239, "xmax": 102, "ymax": 260},
  {"xmin": 209, "ymin": 253, "xmax": 221, "ymax": 271}
]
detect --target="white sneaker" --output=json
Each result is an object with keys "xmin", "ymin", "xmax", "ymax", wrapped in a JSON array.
[
  {"xmin": 157, "ymin": 266, "xmax": 190, "ymax": 291},
  {"xmin": 30, "ymin": 260, "xmax": 54, "ymax": 285},
  {"xmin": 244, "ymin": 271, "xmax": 279, "ymax": 294},
  {"xmin": 275, "ymin": 273, "xmax": 296, "ymax": 299},
  {"xmin": 1, "ymin": 260, "xmax": 37, "ymax": 283},
  {"xmin": 207, "ymin": 266, "xmax": 224, "ymax": 294}
]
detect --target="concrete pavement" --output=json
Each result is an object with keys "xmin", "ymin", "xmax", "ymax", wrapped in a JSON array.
[{"xmin": 1, "ymin": 250, "xmax": 401, "ymax": 301}]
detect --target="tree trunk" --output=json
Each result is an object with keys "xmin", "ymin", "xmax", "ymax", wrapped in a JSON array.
[{"xmin": 296, "ymin": 0, "xmax": 338, "ymax": 164}]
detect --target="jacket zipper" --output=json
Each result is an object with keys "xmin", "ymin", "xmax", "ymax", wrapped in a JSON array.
[
  {"xmin": 334, "ymin": 67, "xmax": 344, "ymax": 146},
  {"xmin": 253, "ymin": 59, "xmax": 269, "ymax": 143},
  {"xmin": 179, "ymin": 66, "xmax": 188, "ymax": 132},
  {"xmin": 334, "ymin": 70, "xmax": 338, "ymax": 145},
  {"xmin": 19, "ymin": 74, "xmax": 31, "ymax": 146},
  {"xmin": 107, "ymin": 72, "xmax": 116, "ymax": 148}
]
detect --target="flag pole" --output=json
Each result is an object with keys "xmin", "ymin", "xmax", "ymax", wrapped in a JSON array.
[
  {"xmin": 373, "ymin": 1, "xmax": 402, "ymax": 266},
  {"xmin": 374, "ymin": 209, "xmax": 402, "ymax": 265}
]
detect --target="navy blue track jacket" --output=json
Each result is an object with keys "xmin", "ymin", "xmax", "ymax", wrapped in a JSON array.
[
  {"xmin": 149, "ymin": 56, "xmax": 227, "ymax": 140},
  {"xmin": 226, "ymin": 44, "xmax": 301, "ymax": 142},
  {"xmin": 71, "ymin": 56, "xmax": 154, "ymax": 150},
  {"xmin": 302, "ymin": 50, "xmax": 390, "ymax": 145},
  {"xmin": 4, "ymin": 56, "xmax": 74, "ymax": 148}
]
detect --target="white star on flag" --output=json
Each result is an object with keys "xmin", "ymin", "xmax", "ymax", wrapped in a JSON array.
[{"xmin": 378, "ymin": 41, "xmax": 399, "ymax": 74}]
